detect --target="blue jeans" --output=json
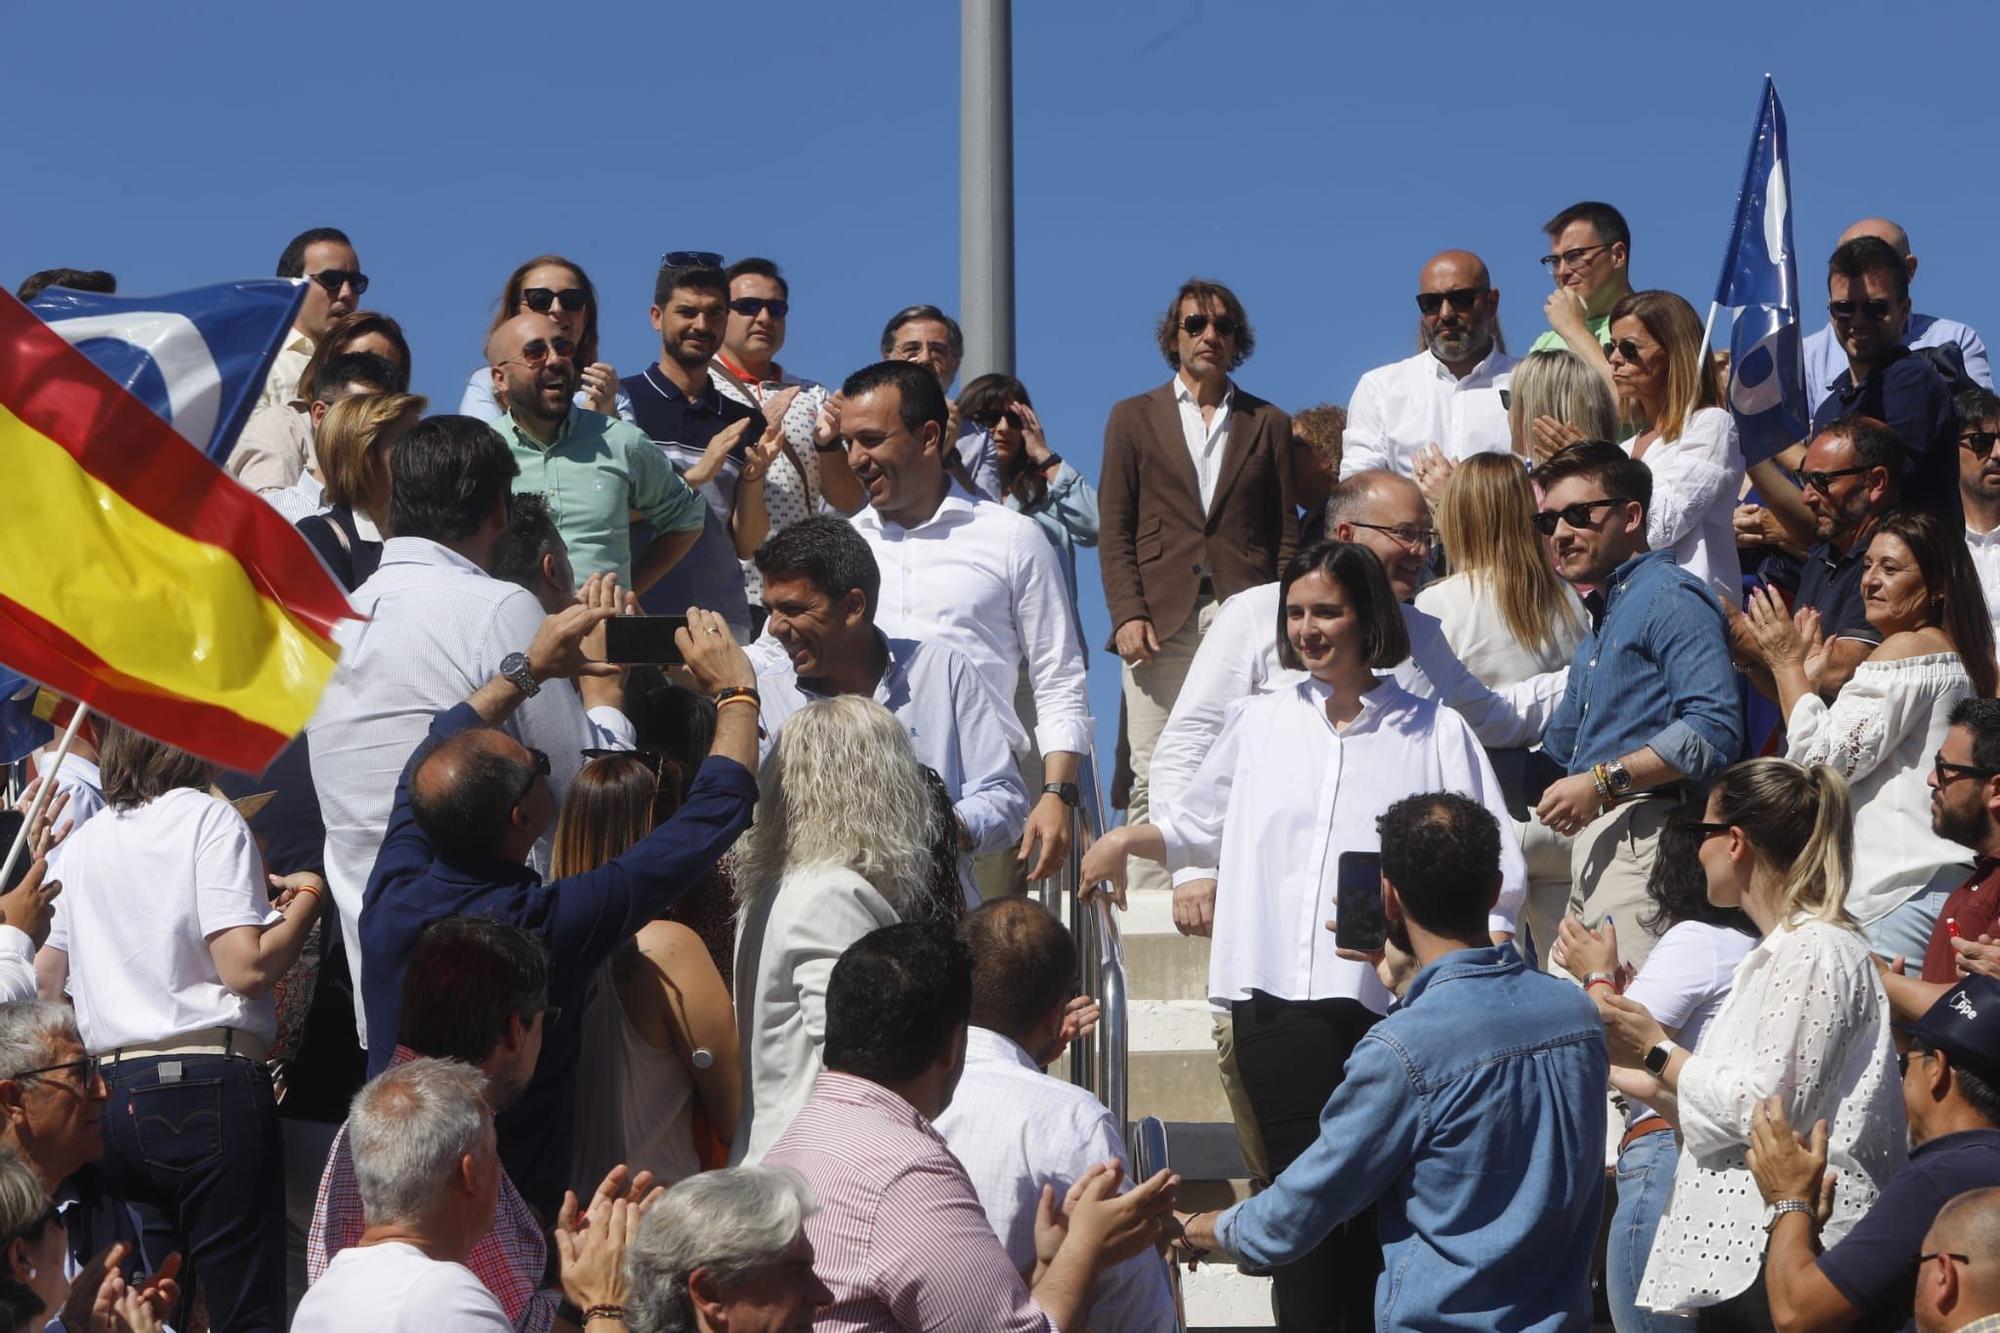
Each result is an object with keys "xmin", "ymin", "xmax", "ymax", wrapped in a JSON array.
[
  {"xmin": 98, "ymin": 1052, "xmax": 287, "ymax": 1332},
  {"xmin": 1864, "ymin": 867, "xmax": 1964, "ymax": 964},
  {"xmin": 1607, "ymin": 1127, "xmax": 1693, "ymax": 1333}
]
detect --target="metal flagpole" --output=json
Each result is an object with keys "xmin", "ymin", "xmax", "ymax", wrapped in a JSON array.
[
  {"xmin": 0, "ymin": 704, "xmax": 89, "ymax": 890},
  {"xmin": 961, "ymin": 0, "xmax": 1016, "ymax": 380}
]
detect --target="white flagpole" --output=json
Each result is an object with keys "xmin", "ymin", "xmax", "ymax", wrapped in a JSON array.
[{"xmin": 0, "ymin": 705, "xmax": 89, "ymax": 890}]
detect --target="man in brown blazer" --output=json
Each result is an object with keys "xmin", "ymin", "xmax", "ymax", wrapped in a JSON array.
[{"xmin": 1099, "ymin": 278, "xmax": 1297, "ymax": 890}]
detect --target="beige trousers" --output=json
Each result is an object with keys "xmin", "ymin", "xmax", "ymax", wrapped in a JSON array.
[
  {"xmin": 1120, "ymin": 597, "xmax": 1216, "ymax": 897},
  {"xmin": 1567, "ymin": 795, "xmax": 1676, "ymax": 973}
]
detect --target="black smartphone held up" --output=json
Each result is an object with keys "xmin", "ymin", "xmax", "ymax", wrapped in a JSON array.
[
  {"xmin": 1334, "ymin": 850, "xmax": 1388, "ymax": 954},
  {"xmin": 603, "ymin": 615, "xmax": 688, "ymax": 666}
]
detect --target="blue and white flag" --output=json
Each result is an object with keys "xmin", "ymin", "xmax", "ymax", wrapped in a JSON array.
[
  {"xmin": 1714, "ymin": 77, "xmax": 1809, "ymax": 466},
  {"xmin": 0, "ymin": 672, "xmax": 51, "ymax": 767},
  {"xmin": 26, "ymin": 280, "xmax": 306, "ymax": 464}
]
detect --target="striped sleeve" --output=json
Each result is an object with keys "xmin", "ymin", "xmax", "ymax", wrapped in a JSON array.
[{"xmin": 874, "ymin": 1154, "xmax": 1058, "ymax": 1333}]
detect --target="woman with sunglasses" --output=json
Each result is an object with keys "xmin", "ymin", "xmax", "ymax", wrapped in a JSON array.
[
  {"xmin": 1744, "ymin": 510, "xmax": 1997, "ymax": 960},
  {"xmin": 460, "ymin": 255, "xmax": 629, "ymax": 423},
  {"xmin": 1586, "ymin": 758, "xmax": 1903, "ymax": 1327},
  {"xmin": 227, "ymin": 309, "xmax": 412, "ymax": 498},
  {"xmin": 551, "ymin": 750, "xmax": 739, "ymax": 1193},
  {"xmin": 1608, "ymin": 290, "xmax": 1745, "ymax": 603}
]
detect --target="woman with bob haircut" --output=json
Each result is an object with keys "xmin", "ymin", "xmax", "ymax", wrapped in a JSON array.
[
  {"xmin": 296, "ymin": 391, "xmax": 426, "ymax": 590},
  {"xmin": 459, "ymin": 253, "xmax": 629, "ymax": 422},
  {"xmin": 1083, "ymin": 539, "xmax": 1524, "ymax": 1329},
  {"xmin": 1509, "ymin": 347, "xmax": 1622, "ymax": 466}
]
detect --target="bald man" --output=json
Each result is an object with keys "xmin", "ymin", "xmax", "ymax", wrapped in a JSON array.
[
  {"xmin": 488, "ymin": 311, "xmax": 705, "ymax": 592},
  {"xmin": 1915, "ymin": 1188, "xmax": 2000, "ymax": 1332},
  {"xmin": 1341, "ymin": 250, "xmax": 1516, "ymax": 479},
  {"xmin": 1803, "ymin": 217, "xmax": 1992, "ymax": 413}
]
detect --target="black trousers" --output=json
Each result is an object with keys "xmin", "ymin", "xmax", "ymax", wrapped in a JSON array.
[{"xmin": 1230, "ymin": 990, "xmax": 1383, "ymax": 1333}]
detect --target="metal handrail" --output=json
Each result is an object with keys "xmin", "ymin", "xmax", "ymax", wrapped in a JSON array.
[
  {"xmin": 1055, "ymin": 749, "xmax": 1126, "ymax": 1130},
  {"xmin": 1129, "ymin": 1115, "xmax": 1189, "ymax": 1333}
]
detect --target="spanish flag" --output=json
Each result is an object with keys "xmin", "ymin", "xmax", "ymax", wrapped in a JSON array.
[{"xmin": 0, "ymin": 288, "xmax": 359, "ymax": 772}]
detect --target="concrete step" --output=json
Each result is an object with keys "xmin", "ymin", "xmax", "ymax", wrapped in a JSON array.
[
  {"xmin": 1184, "ymin": 1264, "xmax": 1274, "ymax": 1331},
  {"xmin": 1130, "ymin": 1050, "xmax": 1234, "ymax": 1124}
]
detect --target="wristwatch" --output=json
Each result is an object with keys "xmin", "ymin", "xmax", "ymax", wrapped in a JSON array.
[
  {"xmin": 1604, "ymin": 759, "xmax": 1635, "ymax": 798},
  {"xmin": 1643, "ymin": 1039, "xmax": 1678, "ymax": 1077},
  {"xmin": 1763, "ymin": 1198, "xmax": 1814, "ymax": 1232},
  {"xmin": 1042, "ymin": 782, "xmax": 1081, "ymax": 808},
  {"xmin": 498, "ymin": 651, "xmax": 540, "ymax": 698}
]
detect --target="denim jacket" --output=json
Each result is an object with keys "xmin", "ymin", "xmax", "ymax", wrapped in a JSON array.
[
  {"xmin": 1543, "ymin": 548, "xmax": 1742, "ymax": 779},
  {"xmin": 1216, "ymin": 946, "xmax": 1608, "ymax": 1331}
]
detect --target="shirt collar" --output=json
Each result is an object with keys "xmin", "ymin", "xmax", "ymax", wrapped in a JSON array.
[
  {"xmin": 377, "ymin": 536, "xmax": 486, "ymax": 576},
  {"xmin": 643, "ymin": 364, "xmax": 725, "ymax": 412},
  {"xmin": 1173, "ymin": 374, "xmax": 1233, "ymax": 410},
  {"xmin": 1427, "ymin": 345, "xmax": 1506, "ymax": 384},
  {"xmin": 1300, "ymin": 674, "xmax": 1413, "ymax": 730},
  {"xmin": 810, "ymin": 1070, "xmax": 943, "ymax": 1141},
  {"xmin": 497, "ymin": 406, "xmax": 575, "ymax": 451},
  {"xmin": 966, "ymin": 1026, "xmax": 1041, "ymax": 1072},
  {"xmin": 1398, "ymin": 944, "xmax": 1521, "ymax": 1007},
  {"xmin": 855, "ymin": 481, "xmax": 979, "ymax": 535},
  {"xmin": 1606, "ymin": 548, "xmax": 1672, "ymax": 592}
]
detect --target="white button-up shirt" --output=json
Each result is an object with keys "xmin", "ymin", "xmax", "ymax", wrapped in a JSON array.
[
  {"xmin": 307, "ymin": 538, "xmax": 631, "ymax": 1045},
  {"xmin": 853, "ymin": 485, "xmax": 1092, "ymax": 758},
  {"xmin": 1340, "ymin": 347, "xmax": 1517, "ymax": 480},
  {"xmin": 933, "ymin": 1027, "xmax": 1178, "ymax": 1333},
  {"xmin": 255, "ymin": 328, "xmax": 314, "ymax": 416},
  {"xmin": 1967, "ymin": 521, "xmax": 2000, "ymax": 649},
  {"xmin": 1173, "ymin": 375, "xmax": 1233, "ymax": 512},
  {"xmin": 1154, "ymin": 676, "xmax": 1525, "ymax": 1013}
]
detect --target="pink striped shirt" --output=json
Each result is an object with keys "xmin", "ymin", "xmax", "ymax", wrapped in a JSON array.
[{"xmin": 764, "ymin": 1071, "xmax": 1057, "ymax": 1332}]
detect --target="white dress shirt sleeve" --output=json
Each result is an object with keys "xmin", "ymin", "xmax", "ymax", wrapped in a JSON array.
[
  {"xmin": 1432, "ymin": 707, "xmax": 1526, "ymax": 935},
  {"xmin": 1638, "ymin": 410, "xmax": 1741, "ymax": 553},
  {"xmin": 1007, "ymin": 515, "xmax": 1093, "ymax": 757},
  {"xmin": 945, "ymin": 656, "xmax": 1034, "ymax": 855},
  {"xmin": 1337, "ymin": 368, "xmax": 1392, "ymax": 480},
  {"xmin": 486, "ymin": 589, "xmax": 612, "ymax": 800},
  {"xmin": 0, "ymin": 928, "xmax": 37, "ymax": 1004}
]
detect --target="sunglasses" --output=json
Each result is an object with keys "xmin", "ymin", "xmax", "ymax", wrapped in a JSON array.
[
  {"xmin": 521, "ymin": 287, "xmax": 588, "ymax": 314},
  {"xmin": 1532, "ymin": 497, "xmax": 1629, "ymax": 536},
  {"xmin": 1791, "ymin": 465, "xmax": 1870, "ymax": 495},
  {"xmin": 1934, "ymin": 753, "xmax": 2000, "ymax": 785},
  {"xmin": 1180, "ymin": 314, "xmax": 1238, "ymax": 338},
  {"xmin": 660, "ymin": 249, "xmax": 724, "ymax": 270},
  {"xmin": 970, "ymin": 406, "xmax": 1022, "ymax": 430},
  {"xmin": 500, "ymin": 336, "xmax": 577, "ymax": 369},
  {"xmin": 580, "ymin": 746, "xmax": 666, "ymax": 775},
  {"xmin": 1962, "ymin": 430, "xmax": 2000, "ymax": 459},
  {"xmin": 728, "ymin": 297, "xmax": 789, "ymax": 319},
  {"xmin": 1827, "ymin": 298, "xmax": 1894, "ymax": 323},
  {"xmin": 1414, "ymin": 287, "xmax": 1488, "ymax": 316},
  {"xmin": 13, "ymin": 1054, "xmax": 102, "ymax": 1086},
  {"xmin": 309, "ymin": 268, "xmax": 369, "ymax": 297},
  {"xmin": 1684, "ymin": 821, "xmax": 1734, "ymax": 841},
  {"xmin": 1350, "ymin": 520, "xmax": 1435, "ymax": 551},
  {"xmin": 511, "ymin": 747, "xmax": 552, "ymax": 804},
  {"xmin": 1539, "ymin": 243, "xmax": 1611, "ymax": 272},
  {"xmin": 1610, "ymin": 338, "xmax": 1649, "ymax": 364}
]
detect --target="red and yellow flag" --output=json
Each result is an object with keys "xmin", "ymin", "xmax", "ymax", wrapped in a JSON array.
[{"xmin": 0, "ymin": 292, "xmax": 358, "ymax": 772}]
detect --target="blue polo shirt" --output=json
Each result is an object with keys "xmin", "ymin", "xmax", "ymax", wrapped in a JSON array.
[
  {"xmin": 1816, "ymin": 1128, "xmax": 2000, "ymax": 1327},
  {"xmin": 1796, "ymin": 532, "xmax": 1881, "ymax": 647},
  {"xmin": 1812, "ymin": 345, "xmax": 1959, "ymax": 524}
]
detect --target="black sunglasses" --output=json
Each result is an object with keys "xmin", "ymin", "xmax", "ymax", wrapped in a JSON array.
[
  {"xmin": 728, "ymin": 297, "xmax": 789, "ymax": 319},
  {"xmin": 1181, "ymin": 314, "xmax": 1238, "ymax": 338},
  {"xmin": 1792, "ymin": 465, "xmax": 1870, "ymax": 495},
  {"xmin": 970, "ymin": 406, "xmax": 1023, "ymax": 430},
  {"xmin": 1934, "ymin": 753, "xmax": 2000, "ymax": 785},
  {"xmin": 1414, "ymin": 287, "xmax": 1488, "ymax": 316},
  {"xmin": 13, "ymin": 1054, "xmax": 102, "ymax": 1086},
  {"xmin": 1917, "ymin": 1250, "xmax": 1972, "ymax": 1268},
  {"xmin": 1828, "ymin": 298, "xmax": 1894, "ymax": 322},
  {"xmin": 521, "ymin": 287, "xmax": 588, "ymax": 314},
  {"xmin": 512, "ymin": 747, "xmax": 552, "ymax": 804},
  {"xmin": 500, "ymin": 336, "xmax": 577, "ymax": 368},
  {"xmin": 1684, "ymin": 821, "xmax": 1734, "ymax": 840},
  {"xmin": 1539, "ymin": 242, "xmax": 1611, "ymax": 272},
  {"xmin": 1962, "ymin": 430, "xmax": 2000, "ymax": 459},
  {"xmin": 1610, "ymin": 338, "xmax": 1649, "ymax": 364},
  {"xmin": 309, "ymin": 268, "xmax": 369, "ymax": 297},
  {"xmin": 580, "ymin": 746, "xmax": 665, "ymax": 776},
  {"xmin": 1532, "ymin": 498, "xmax": 1629, "ymax": 536},
  {"xmin": 661, "ymin": 249, "xmax": 724, "ymax": 270}
]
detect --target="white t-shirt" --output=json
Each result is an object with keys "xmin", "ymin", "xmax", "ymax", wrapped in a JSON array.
[
  {"xmin": 1620, "ymin": 919, "xmax": 1757, "ymax": 1126},
  {"xmin": 293, "ymin": 1241, "xmax": 510, "ymax": 1331},
  {"xmin": 47, "ymin": 788, "xmax": 276, "ymax": 1051}
]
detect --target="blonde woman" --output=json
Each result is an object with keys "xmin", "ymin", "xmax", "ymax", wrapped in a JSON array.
[
  {"xmin": 1593, "ymin": 759, "xmax": 1904, "ymax": 1324},
  {"xmin": 730, "ymin": 696, "xmax": 938, "ymax": 1164},
  {"xmin": 296, "ymin": 391, "xmax": 426, "ymax": 590},
  {"xmin": 1510, "ymin": 348, "xmax": 1621, "ymax": 465}
]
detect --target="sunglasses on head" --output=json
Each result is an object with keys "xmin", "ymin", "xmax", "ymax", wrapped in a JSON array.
[
  {"xmin": 728, "ymin": 297, "xmax": 789, "ymax": 319},
  {"xmin": 1181, "ymin": 314, "xmax": 1238, "ymax": 338},
  {"xmin": 581, "ymin": 746, "xmax": 666, "ymax": 776},
  {"xmin": 511, "ymin": 747, "xmax": 552, "ymax": 804},
  {"xmin": 521, "ymin": 287, "xmax": 587, "ymax": 314},
  {"xmin": 1962, "ymin": 430, "xmax": 2000, "ymax": 459},
  {"xmin": 1532, "ymin": 497, "xmax": 1628, "ymax": 536},
  {"xmin": 660, "ymin": 249, "xmax": 724, "ymax": 270},
  {"xmin": 309, "ymin": 268, "xmax": 369, "ymax": 297},
  {"xmin": 501, "ymin": 336, "xmax": 576, "ymax": 368},
  {"xmin": 1828, "ymin": 298, "xmax": 1894, "ymax": 322},
  {"xmin": 1414, "ymin": 287, "xmax": 1487, "ymax": 316}
]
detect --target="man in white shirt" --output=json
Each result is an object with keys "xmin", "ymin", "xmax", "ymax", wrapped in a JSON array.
[
  {"xmin": 1802, "ymin": 218, "xmax": 1992, "ymax": 413},
  {"xmin": 934, "ymin": 899, "xmax": 1178, "ymax": 1333},
  {"xmin": 1959, "ymin": 389, "xmax": 2000, "ymax": 647},
  {"xmin": 837, "ymin": 360, "xmax": 1091, "ymax": 883},
  {"xmin": 259, "ymin": 227, "xmax": 365, "ymax": 414},
  {"xmin": 307, "ymin": 415, "xmax": 632, "ymax": 1046},
  {"xmin": 295, "ymin": 1057, "xmax": 511, "ymax": 1331},
  {"xmin": 1340, "ymin": 250, "xmax": 1516, "ymax": 481}
]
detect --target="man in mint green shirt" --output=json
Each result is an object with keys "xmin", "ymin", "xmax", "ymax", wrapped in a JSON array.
[
  {"xmin": 1532, "ymin": 201, "xmax": 1633, "ymax": 385},
  {"xmin": 488, "ymin": 313, "xmax": 704, "ymax": 592}
]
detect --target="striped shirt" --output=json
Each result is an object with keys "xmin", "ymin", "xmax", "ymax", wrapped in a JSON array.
[{"xmin": 763, "ymin": 1071, "xmax": 1057, "ymax": 1332}]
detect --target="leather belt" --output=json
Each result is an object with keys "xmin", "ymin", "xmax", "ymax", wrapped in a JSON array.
[
  {"xmin": 102, "ymin": 1027, "xmax": 267, "ymax": 1065},
  {"xmin": 1618, "ymin": 1114, "xmax": 1672, "ymax": 1153}
]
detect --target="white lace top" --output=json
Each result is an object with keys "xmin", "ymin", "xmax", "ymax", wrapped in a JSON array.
[
  {"xmin": 709, "ymin": 366, "xmax": 830, "ymax": 606},
  {"xmin": 1637, "ymin": 917, "xmax": 1905, "ymax": 1313},
  {"xmin": 1784, "ymin": 652, "xmax": 1975, "ymax": 923}
]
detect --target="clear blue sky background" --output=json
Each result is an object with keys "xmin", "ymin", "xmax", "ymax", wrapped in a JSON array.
[{"xmin": 10, "ymin": 1, "xmax": 1999, "ymax": 781}]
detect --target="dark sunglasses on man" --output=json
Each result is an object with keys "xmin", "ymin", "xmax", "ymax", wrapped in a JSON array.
[
  {"xmin": 1961, "ymin": 430, "xmax": 2000, "ymax": 460},
  {"xmin": 1827, "ymin": 298, "xmax": 1894, "ymax": 323},
  {"xmin": 309, "ymin": 269, "xmax": 369, "ymax": 297},
  {"xmin": 1181, "ymin": 313, "xmax": 1238, "ymax": 339},
  {"xmin": 661, "ymin": 249, "xmax": 724, "ymax": 270},
  {"xmin": 1414, "ymin": 287, "xmax": 1487, "ymax": 316},
  {"xmin": 1532, "ymin": 497, "xmax": 1628, "ymax": 537},
  {"xmin": 521, "ymin": 287, "xmax": 588, "ymax": 314},
  {"xmin": 728, "ymin": 297, "xmax": 790, "ymax": 319},
  {"xmin": 1791, "ymin": 465, "xmax": 1870, "ymax": 495},
  {"xmin": 510, "ymin": 747, "xmax": 552, "ymax": 804}
]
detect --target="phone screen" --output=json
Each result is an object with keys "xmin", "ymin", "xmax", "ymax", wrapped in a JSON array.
[
  {"xmin": 1334, "ymin": 850, "xmax": 1387, "ymax": 954},
  {"xmin": 603, "ymin": 615, "xmax": 688, "ymax": 665}
]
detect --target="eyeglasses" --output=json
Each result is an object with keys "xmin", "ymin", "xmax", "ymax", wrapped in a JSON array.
[
  {"xmin": 580, "ymin": 746, "xmax": 665, "ymax": 776},
  {"xmin": 540, "ymin": 1004, "xmax": 563, "ymax": 1030},
  {"xmin": 1350, "ymin": 520, "xmax": 1435, "ymax": 551},
  {"xmin": 308, "ymin": 268, "xmax": 369, "ymax": 298},
  {"xmin": 1532, "ymin": 498, "xmax": 1629, "ymax": 536},
  {"xmin": 521, "ymin": 287, "xmax": 588, "ymax": 314},
  {"xmin": 1933, "ymin": 753, "xmax": 2000, "ymax": 785},
  {"xmin": 660, "ymin": 249, "xmax": 724, "ymax": 270},
  {"xmin": 1539, "ymin": 243, "xmax": 1611, "ymax": 273},
  {"xmin": 12, "ymin": 1055, "xmax": 102, "ymax": 1087},
  {"xmin": 1962, "ymin": 430, "xmax": 2000, "ymax": 459},
  {"xmin": 891, "ymin": 339, "xmax": 954, "ymax": 362},
  {"xmin": 512, "ymin": 747, "xmax": 552, "ymax": 805},
  {"xmin": 1791, "ymin": 465, "xmax": 1870, "ymax": 495},
  {"xmin": 499, "ymin": 336, "xmax": 577, "ymax": 369},
  {"xmin": 1610, "ymin": 338, "xmax": 1650, "ymax": 365},
  {"xmin": 1828, "ymin": 298, "xmax": 1895, "ymax": 323},
  {"xmin": 1180, "ymin": 314, "xmax": 1238, "ymax": 339},
  {"xmin": 728, "ymin": 297, "xmax": 789, "ymax": 319},
  {"xmin": 1414, "ymin": 287, "xmax": 1488, "ymax": 316}
]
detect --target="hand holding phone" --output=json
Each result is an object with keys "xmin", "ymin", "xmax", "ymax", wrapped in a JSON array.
[{"xmin": 603, "ymin": 615, "xmax": 689, "ymax": 665}]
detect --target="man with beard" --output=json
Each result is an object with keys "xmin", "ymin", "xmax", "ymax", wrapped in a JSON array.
[
  {"xmin": 1340, "ymin": 250, "xmax": 1516, "ymax": 481},
  {"xmin": 489, "ymin": 312, "xmax": 704, "ymax": 593},
  {"xmin": 1960, "ymin": 389, "xmax": 2000, "ymax": 645},
  {"xmin": 624, "ymin": 259, "xmax": 791, "ymax": 639}
]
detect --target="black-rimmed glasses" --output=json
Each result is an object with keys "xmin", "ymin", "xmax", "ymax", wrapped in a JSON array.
[
  {"xmin": 512, "ymin": 747, "xmax": 552, "ymax": 805},
  {"xmin": 1180, "ymin": 314, "xmax": 1238, "ymax": 339},
  {"xmin": 1792, "ymin": 465, "xmax": 1870, "ymax": 494},
  {"xmin": 1539, "ymin": 243, "xmax": 1611, "ymax": 273},
  {"xmin": 12, "ymin": 1055, "xmax": 102, "ymax": 1087},
  {"xmin": 1532, "ymin": 498, "xmax": 1628, "ymax": 537},
  {"xmin": 1962, "ymin": 430, "xmax": 2000, "ymax": 460},
  {"xmin": 728, "ymin": 297, "xmax": 789, "ymax": 319},
  {"xmin": 1828, "ymin": 298, "xmax": 1894, "ymax": 323},
  {"xmin": 1934, "ymin": 753, "xmax": 2000, "ymax": 785},
  {"xmin": 1350, "ymin": 520, "xmax": 1435, "ymax": 551}
]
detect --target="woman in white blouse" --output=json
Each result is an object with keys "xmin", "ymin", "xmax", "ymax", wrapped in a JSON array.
[
  {"xmin": 1608, "ymin": 290, "xmax": 1744, "ymax": 602},
  {"xmin": 1595, "ymin": 758, "xmax": 1904, "ymax": 1324},
  {"xmin": 1745, "ymin": 509, "xmax": 1998, "ymax": 959},
  {"xmin": 1083, "ymin": 540, "xmax": 1524, "ymax": 1329},
  {"xmin": 730, "ymin": 695, "xmax": 937, "ymax": 1165}
]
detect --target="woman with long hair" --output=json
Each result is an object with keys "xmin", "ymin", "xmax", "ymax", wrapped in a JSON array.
[
  {"xmin": 1608, "ymin": 290, "xmax": 1744, "ymax": 601},
  {"xmin": 956, "ymin": 373, "xmax": 1100, "ymax": 625},
  {"xmin": 551, "ymin": 749, "xmax": 739, "ymax": 1192},
  {"xmin": 1510, "ymin": 347, "xmax": 1622, "ymax": 466},
  {"xmin": 1745, "ymin": 509, "xmax": 1998, "ymax": 959},
  {"xmin": 1082, "ymin": 540, "xmax": 1524, "ymax": 1332},
  {"xmin": 460, "ymin": 254, "xmax": 628, "ymax": 421},
  {"xmin": 295, "ymin": 391, "xmax": 425, "ymax": 590},
  {"xmin": 228, "ymin": 309, "xmax": 412, "ymax": 499},
  {"xmin": 730, "ymin": 696, "xmax": 939, "ymax": 1164},
  {"xmin": 1593, "ymin": 759, "xmax": 1903, "ymax": 1327}
]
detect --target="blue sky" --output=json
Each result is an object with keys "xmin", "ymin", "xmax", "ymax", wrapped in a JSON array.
[{"xmin": 11, "ymin": 1, "xmax": 1999, "ymax": 781}]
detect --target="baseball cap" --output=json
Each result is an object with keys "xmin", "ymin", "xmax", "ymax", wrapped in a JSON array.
[{"xmin": 1911, "ymin": 975, "xmax": 2000, "ymax": 1088}]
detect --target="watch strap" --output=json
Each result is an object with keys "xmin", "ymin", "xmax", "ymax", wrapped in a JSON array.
[
  {"xmin": 1042, "ymin": 781, "xmax": 1080, "ymax": 807},
  {"xmin": 1766, "ymin": 1198, "xmax": 1814, "ymax": 1230},
  {"xmin": 499, "ymin": 652, "xmax": 540, "ymax": 698}
]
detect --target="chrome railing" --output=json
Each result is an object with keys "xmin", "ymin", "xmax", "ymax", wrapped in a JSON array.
[
  {"xmin": 1129, "ymin": 1115, "xmax": 1188, "ymax": 1332},
  {"xmin": 1051, "ymin": 749, "xmax": 1127, "ymax": 1129}
]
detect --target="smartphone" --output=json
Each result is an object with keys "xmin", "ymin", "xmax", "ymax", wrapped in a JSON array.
[
  {"xmin": 603, "ymin": 616, "xmax": 688, "ymax": 665},
  {"xmin": 1334, "ymin": 850, "xmax": 1388, "ymax": 954}
]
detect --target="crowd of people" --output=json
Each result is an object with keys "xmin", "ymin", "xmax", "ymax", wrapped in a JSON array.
[{"xmin": 5, "ymin": 196, "xmax": 2000, "ymax": 1332}]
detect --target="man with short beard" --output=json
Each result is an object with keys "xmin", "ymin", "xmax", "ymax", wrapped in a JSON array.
[
  {"xmin": 1341, "ymin": 250, "xmax": 1515, "ymax": 480},
  {"xmin": 1959, "ymin": 389, "xmax": 2000, "ymax": 646}
]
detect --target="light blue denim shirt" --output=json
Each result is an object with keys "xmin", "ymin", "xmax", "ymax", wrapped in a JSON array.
[
  {"xmin": 1216, "ymin": 945, "xmax": 1608, "ymax": 1332},
  {"xmin": 1009, "ymin": 461, "xmax": 1099, "ymax": 643},
  {"xmin": 1542, "ymin": 548, "xmax": 1742, "ymax": 780}
]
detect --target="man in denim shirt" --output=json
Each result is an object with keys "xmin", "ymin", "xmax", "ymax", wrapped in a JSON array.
[
  {"xmin": 1175, "ymin": 793, "xmax": 1607, "ymax": 1331},
  {"xmin": 1532, "ymin": 441, "xmax": 1743, "ymax": 970}
]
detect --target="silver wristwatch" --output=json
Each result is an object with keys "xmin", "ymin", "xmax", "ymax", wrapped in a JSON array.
[
  {"xmin": 1764, "ymin": 1198, "xmax": 1813, "ymax": 1231},
  {"xmin": 499, "ymin": 651, "xmax": 540, "ymax": 697},
  {"xmin": 1604, "ymin": 759, "xmax": 1635, "ymax": 797}
]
